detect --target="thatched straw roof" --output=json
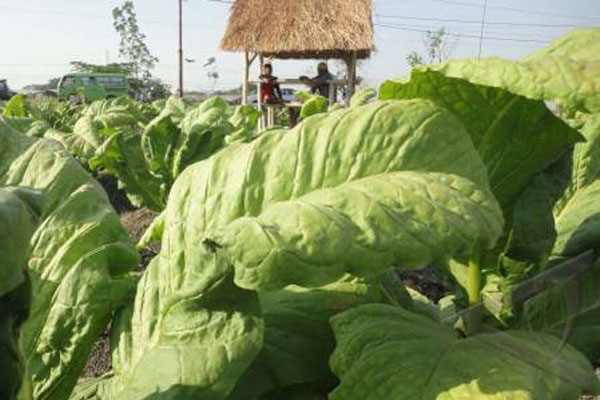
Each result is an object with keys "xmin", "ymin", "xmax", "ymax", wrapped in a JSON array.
[{"xmin": 220, "ymin": 0, "xmax": 373, "ymax": 59}]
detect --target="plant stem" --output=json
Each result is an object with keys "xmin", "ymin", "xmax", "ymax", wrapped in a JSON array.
[{"xmin": 468, "ymin": 252, "xmax": 482, "ymax": 306}]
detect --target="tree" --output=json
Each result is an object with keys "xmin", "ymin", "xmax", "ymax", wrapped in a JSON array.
[
  {"xmin": 69, "ymin": 61, "xmax": 133, "ymax": 75},
  {"xmin": 112, "ymin": 0, "xmax": 158, "ymax": 81},
  {"xmin": 406, "ymin": 28, "xmax": 456, "ymax": 67}
]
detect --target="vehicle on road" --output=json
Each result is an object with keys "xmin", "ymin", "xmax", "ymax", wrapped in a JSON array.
[
  {"xmin": 0, "ymin": 79, "xmax": 15, "ymax": 100},
  {"xmin": 57, "ymin": 73, "xmax": 129, "ymax": 102},
  {"xmin": 246, "ymin": 87, "xmax": 298, "ymax": 104}
]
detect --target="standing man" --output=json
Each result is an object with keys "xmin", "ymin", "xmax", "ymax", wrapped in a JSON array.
[{"xmin": 301, "ymin": 62, "xmax": 334, "ymax": 99}]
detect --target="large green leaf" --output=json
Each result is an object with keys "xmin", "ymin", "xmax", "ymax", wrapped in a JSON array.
[
  {"xmin": 379, "ymin": 69, "xmax": 582, "ymax": 214},
  {"xmin": 3, "ymin": 94, "xmax": 29, "ymax": 118},
  {"xmin": 349, "ymin": 88, "xmax": 376, "ymax": 108},
  {"xmin": 89, "ymin": 130, "xmax": 165, "ymax": 211},
  {"xmin": 300, "ymin": 96, "xmax": 328, "ymax": 119},
  {"xmin": 228, "ymin": 276, "xmax": 384, "ymax": 400},
  {"xmin": 0, "ymin": 118, "xmax": 139, "ymax": 400},
  {"xmin": 519, "ymin": 254, "xmax": 600, "ymax": 363},
  {"xmin": 0, "ymin": 187, "xmax": 42, "ymax": 296},
  {"xmin": 553, "ymin": 179, "xmax": 600, "ymax": 258},
  {"xmin": 526, "ymin": 28, "xmax": 600, "ymax": 62},
  {"xmin": 172, "ymin": 106, "xmax": 232, "ymax": 178},
  {"xmin": 553, "ymin": 112, "xmax": 600, "ymax": 259},
  {"xmin": 195, "ymin": 100, "xmax": 501, "ymax": 291},
  {"xmin": 216, "ymin": 171, "xmax": 502, "ymax": 291},
  {"xmin": 418, "ymin": 29, "xmax": 600, "ymax": 113},
  {"xmin": 0, "ymin": 187, "xmax": 41, "ymax": 400},
  {"xmin": 91, "ymin": 256, "xmax": 262, "ymax": 400},
  {"xmin": 44, "ymin": 125, "xmax": 103, "ymax": 164},
  {"xmin": 498, "ymin": 152, "xmax": 572, "ymax": 282},
  {"xmin": 141, "ymin": 96, "xmax": 186, "ymax": 180},
  {"xmin": 329, "ymin": 304, "xmax": 599, "ymax": 400}
]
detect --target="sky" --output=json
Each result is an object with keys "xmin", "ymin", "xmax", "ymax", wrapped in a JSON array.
[{"xmin": 1, "ymin": 0, "xmax": 599, "ymax": 91}]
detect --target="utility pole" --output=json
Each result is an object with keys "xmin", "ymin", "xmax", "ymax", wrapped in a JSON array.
[
  {"xmin": 477, "ymin": 0, "xmax": 488, "ymax": 59},
  {"xmin": 178, "ymin": 0, "xmax": 184, "ymax": 97}
]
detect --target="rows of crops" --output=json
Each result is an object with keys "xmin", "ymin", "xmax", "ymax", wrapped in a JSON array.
[{"xmin": 1, "ymin": 28, "xmax": 600, "ymax": 400}]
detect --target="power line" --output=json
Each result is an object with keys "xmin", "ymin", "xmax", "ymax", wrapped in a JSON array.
[
  {"xmin": 0, "ymin": 4, "xmax": 218, "ymax": 31},
  {"xmin": 375, "ymin": 23, "xmax": 553, "ymax": 44},
  {"xmin": 373, "ymin": 20, "xmax": 559, "ymax": 41},
  {"xmin": 428, "ymin": 0, "xmax": 600, "ymax": 22},
  {"xmin": 375, "ymin": 14, "xmax": 589, "ymax": 28}
]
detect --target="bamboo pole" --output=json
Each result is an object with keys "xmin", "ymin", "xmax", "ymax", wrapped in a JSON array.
[
  {"xmin": 346, "ymin": 51, "xmax": 357, "ymax": 105},
  {"xmin": 242, "ymin": 52, "xmax": 249, "ymax": 105}
]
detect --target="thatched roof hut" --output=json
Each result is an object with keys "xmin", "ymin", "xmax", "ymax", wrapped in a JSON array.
[
  {"xmin": 220, "ymin": 0, "xmax": 374, "ymax": 107},
  {"xmin": 220, "ymin": 0, "xmax": 374, "ymax": 60}
]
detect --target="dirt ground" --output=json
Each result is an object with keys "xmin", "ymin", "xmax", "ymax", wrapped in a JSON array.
[{"xmin": 83, "ymin": 179, "xmax": 160, "ymax": 378}]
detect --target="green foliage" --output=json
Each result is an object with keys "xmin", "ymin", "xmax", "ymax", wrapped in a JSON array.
[
  {"xmin": 0, "ymin": 187, "xmax": 41, "ymax": 400},
  {"xmin": 299, "ymin": 95, "xmax": 328, "ymax": 119},
  {"xmin": 349, "ymin": 88, "xmax": 376, "ymax": 108},
  {"xmin": 329, "ymin": 304, "xmax": 599, "ymax": 399},
  {"xmin": 2, "ymin": 94, "xmax": 29, "ymax": 118},
  {"xmin": 0, "ymin": 118, "xmax": 139, "ymax": 400},
  {"xmin": 406, "ymin": 27, "xmax": 454, "ymax": 67},
  {"xmin": 72, "ymin": 99, "xmax": 503, "ymax": 399},
  {"xmin": 69, "ymin": 61, "xmax": 133, "ymax": 75},
  {"xmin": 112, "ymin": 0, "xmax": 158, "ymax": 81}
]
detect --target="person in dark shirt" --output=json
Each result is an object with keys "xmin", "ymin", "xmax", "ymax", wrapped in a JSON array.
[
  {"xmin": 301, "ymin": 62, "xmax": 334, "ymax": 99},
  {"xmin": 259, "ymin": 63, "xmax": 283, "ymax": 104}
]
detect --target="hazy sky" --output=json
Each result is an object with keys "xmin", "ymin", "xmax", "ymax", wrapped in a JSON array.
[{"xmin": 1, "ymin": 0, "xmax": 599, "ymax": 91}]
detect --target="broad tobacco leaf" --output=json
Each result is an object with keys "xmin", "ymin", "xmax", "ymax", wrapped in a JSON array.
[
  {"xmin": 418, "ymin": 28, "xmax": 600, "ymax": 113},
  {"xmin": 138, "ymin": 96, "xmax": 254, "ymax": 208},
  {"xmin": 0, "ymin": 187, "xmax": 42, "ymax": 296},
  {"xmin": 89, "ymin": 130, "xmax": 165, "ymax": 211},
  {"xmin": 519, "ymin": 254, "xmax": 600, "ymax": 363},
  {"xmin": 77, "ymin": 100, "xmax": 502, "ymax": 399},
  {"xmin": 0, "ymin": 187, "xmax": 41, "ymax": 400},
  {"xmin": 172, "ymin": 105, "xmax": 233, "ymax": 178},
  {"xmin": 498, "ymin": 153, "xmax": 572, "ymax": 282},
  {"xmin": 0, "ymin": 118, "xmax": 139, "ymax": 400},
  {"xmin": 330, "ymin": 304, "xmax": 599, "ymax": 400},
  {"xmin": 300, "ymin": 95, "xmax": 328, "ymax": 119},
  {"xmin": 228, "ymin": 276, "xmax": 384, "ymax": 400},
  {"xmin": 379, "ymin": 69, "xmax": 582, "ymax": 215},
  {"xmin": 553, "ymin": 113, "xmax": 600, "ymax": 259},
  {"xmin": 3, "ymin": 94, "xmax": 29, "ymax": 118},
  {"xmin": 141, "ymin": 96, "xmax": 186, "ymax": 180},
  {"xmin": 204, "ymin": 100, "xmax": 502, "ymax": 290},
  {"xmin": 349, "ymin": 88, "xmax": 376, "ymax": 108},
  {"xmin": 527, "ymin": 28, "xmax": 600, "ymax": 62}
]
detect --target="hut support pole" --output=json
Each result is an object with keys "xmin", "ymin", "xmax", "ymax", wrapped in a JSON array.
[
  {"xmin": 241, "ymin": 53, "xmax": 258, "ymax": 105},
  {"xmin": 345, "ymin": 51, "xmax": 358, "ymax": 106},
  {"xmin": 242, "ymin": 52, "xmax": 249, "ymax": 105},
  {"xmin": 257, "ymin": 54, "xmax": 265, "ymax": 130}
]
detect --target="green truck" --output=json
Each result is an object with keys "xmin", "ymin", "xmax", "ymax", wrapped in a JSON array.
[{"xmin": 57, "ymin": 73, "xmax": 129, "ymax": 102}]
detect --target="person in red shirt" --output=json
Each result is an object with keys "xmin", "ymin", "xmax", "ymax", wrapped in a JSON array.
[{"xmin": 259, "ymin": 63, "xmax": 283, "ymax": 105}]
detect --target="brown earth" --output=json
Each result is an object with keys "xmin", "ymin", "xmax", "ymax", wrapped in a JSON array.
[{"xmin": 82, "ymin": 173, "xmax": 160, "ymax": 378}]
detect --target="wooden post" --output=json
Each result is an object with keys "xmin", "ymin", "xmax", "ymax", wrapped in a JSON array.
[
  {"xmin": 346, "ymin": 51, "xmax": 357, "ymax": 106},
  {"xmin": 346, "ymin": 51, "xmax": 356, "ymax": 106},
  {"xmin": 328, "ymin": 83, "xmax": 336, "ymax": 105},
  {"xmin": 242, "ymin": 52, "xmax": 249, "ymax": 105},
  {"xmin": 257, "ymin": 54, "xmax": 265, "ymax": 130},
  {"xmin": 257, "ymin": 81, "xmax": 263, "ymax": 130}
]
